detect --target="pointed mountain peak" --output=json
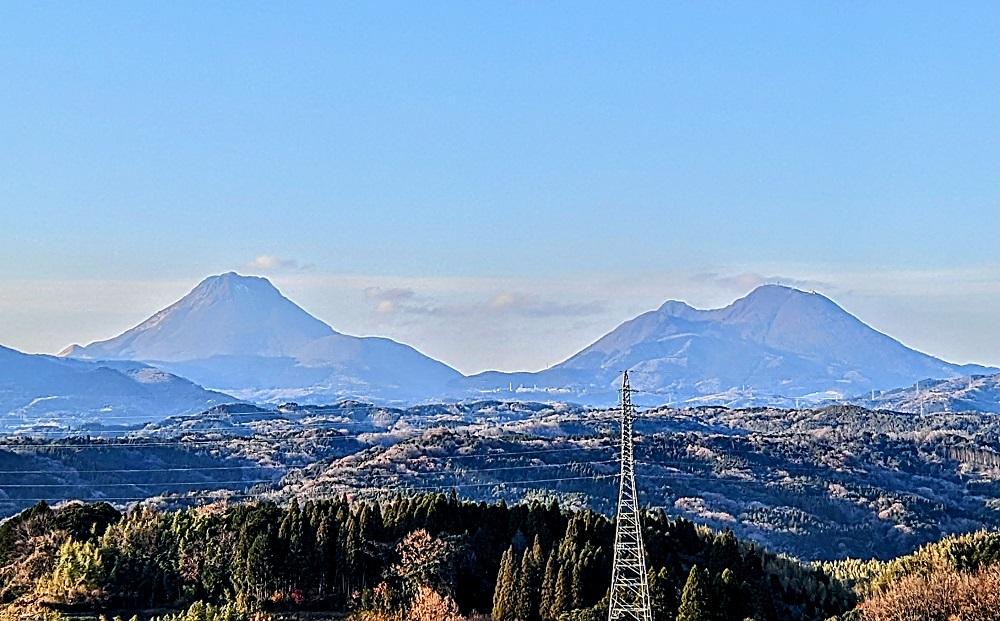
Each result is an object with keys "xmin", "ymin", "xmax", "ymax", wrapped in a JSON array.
[
  {"xmin": 190, "ymin": 272, "xmax": 280, "ymax": 296},
  {"xmin": 57, "ymin": 343, "xmax": 85, "ymax": 357},
  {"xmin": 64, "ymin": 273, "xmax": 335, "ymax": 362},
  {"xmin": 657, "ymin": 299, "xmax": 699, "ymax": 316},
  {"xmin": 199, "ymin": 271, "xmax": 269, "ymax": 285},
  {"xmin": 741, "ymin": 283, "xmax": 816, "ymax": 302}
]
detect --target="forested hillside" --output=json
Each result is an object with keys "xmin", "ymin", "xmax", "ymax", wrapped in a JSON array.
[
  {"xmin": 0, "ymin": 496, "xmax": 850, "ymax": 621},
  {"xmin": 5, "ymin": 400, "xmax": 1000, "ymax": 562},
  {"xmin": 823, "ymin": 529, "xmax": 1000, "ymax": 620},
  {"xmin": 3, "ymin": 497, "xmax": 998, "ymax": 620}
]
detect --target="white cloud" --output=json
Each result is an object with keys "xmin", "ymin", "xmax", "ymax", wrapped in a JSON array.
[{"xmin": 243, "ymin": 255, "xmax": 310, "ymax": 273}]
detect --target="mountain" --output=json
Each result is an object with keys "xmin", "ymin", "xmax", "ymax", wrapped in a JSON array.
[
  {"xmin": 63, "ymin": 272, "xmax": 462, "ymax": 403},
  {"xmin": 461, "ymin": 285, "xmax": 996, "ymax": 405},
  {"xmin": 60, "ymin": 278, "xmax": 995, "ymax": 408},
  {"xmin": 0, "ymin": 345, "xmax": 231, "ymax": 428},
  {"xmin": 851, "ymin": 372, "xmax": 1000, "ymax": 414}
]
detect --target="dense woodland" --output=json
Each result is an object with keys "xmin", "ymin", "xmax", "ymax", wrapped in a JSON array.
[
  {"xmin": 0, "ymin": 495, "xmax": 852, "ymax": 620},
  {"xmin": 1, "ymin": 496, "xmax": 998, "ymax": 621}
]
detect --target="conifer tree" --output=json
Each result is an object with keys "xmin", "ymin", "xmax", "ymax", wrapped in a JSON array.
[
  {"xmin": 677, "ymin": 564, "xmax": 711, "ymax": 621},
  {"xmin": 492, "ymin": 545, "xmax": 519, "ymax": 621},
  {"xmin": 540, "ymin": 551, "xmax": 558, "ymax": 620},
  {"xmin": 516, "ymin": 538, "xmax": 544, "ymax": 620},
  {"xmin": 716, "ymin": 567, "xmax": 741, "ymax": 621},
  {"xmin": 553, "ymin": 563, "xmax": 573, "ymax": 617},
  {"xmin": 648, "ymin": 566, "xmax": 672, "ymax": 618},
  {"xmin": 570, "ymin": 554, "xmax": 586, "ymax": 610}
]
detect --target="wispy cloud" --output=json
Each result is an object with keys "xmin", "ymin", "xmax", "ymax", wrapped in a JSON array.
[
  {"xmin": 244, "ymin": 255, "xmax": 312, "ymax": 273},
  {"xmin": 365, "ymin": 287, "xmax": 418, "ymax": 315},
  {"xmin": 689, "ymin": 271, "xmax": 830, "ymax": 293},
  {"xmin": 362, "ymin": 286, "xmax": 605, "ymax": 320}
]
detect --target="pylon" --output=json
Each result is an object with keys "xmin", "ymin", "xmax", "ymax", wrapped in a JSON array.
[{"xmin": 608, "ymin": 371, "xmax": 653, "ymax": 621}]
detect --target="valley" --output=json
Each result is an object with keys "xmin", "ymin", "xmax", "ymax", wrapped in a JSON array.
[{"xmin": 4, "ymin": 399, "xmax": 999, "ymax": 562}]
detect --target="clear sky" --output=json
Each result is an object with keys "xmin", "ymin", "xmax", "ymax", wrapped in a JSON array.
[{"xmin": 1, "ymin": 2, "xmax": 998, "ymax": 373}]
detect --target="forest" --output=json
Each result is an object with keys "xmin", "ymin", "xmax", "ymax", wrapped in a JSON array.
[{"xmin": 1, "ymin": 495, "xmax": 998, "ymax": 621}]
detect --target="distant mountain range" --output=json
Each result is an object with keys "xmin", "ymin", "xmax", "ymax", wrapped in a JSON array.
[
  {"xmin": 464, "ymin": 285, "xmax": 996, "ymax": 405},
  {"xmin": 0, "ymin": 345, "xmax": 230, "ymax": 428},
  {"xmin": 850, "ymin": 372, "xmax": 1000, "ymax": 414},
  {"xmin": 0, "ymin": 271, "xmax": 987, "ymax": 416},
  {"xmin": 61, "ymin": 272, "xmax": 462, "ymax": 403}
]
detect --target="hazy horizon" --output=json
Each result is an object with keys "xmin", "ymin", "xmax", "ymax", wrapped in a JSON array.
[{"xmin": 2, "ymin": 2, "xmax": 997, "ymax": 373}]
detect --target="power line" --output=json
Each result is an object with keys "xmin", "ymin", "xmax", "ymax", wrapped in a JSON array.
[
  {"xmin": 0, "ymin": 458, "xmax": 619, "ymax": 487},
  {"xmin": 0, "ymin": 445, "xmax": 618, "ymax": 478},
  {"xmin": 0, "ymin": 479, "xmax": 279, "ymax": 488},
  {"xmin": 2, "ymin": 473, "xmax": 618, "ymax": 503},
  {"xmin": 328, "ymin": 473, "xmax": 617, "ymax": 493},
  {"xmin": 0, "ymin": 414, "xmax": 621, "ymax": 444},
  {"xmin": 3, "ymin": 411, "xmax": 620, "ymax": 436},
  {"xmin": 0, "ymin": 464, "xmax": 284, "ymax": 474}
]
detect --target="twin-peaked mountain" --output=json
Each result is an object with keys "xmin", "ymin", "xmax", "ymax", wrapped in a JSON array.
[
  {"xmin": 58, "ymin": 273, "xmax": 995, "ymax": 408},
  {"xmin": 61, "ymin": 272, "xmax": 462, "ymax": 403},
  {"xmin": 464, "ymin": 285, "xmax": 995, "ymax": 405}
]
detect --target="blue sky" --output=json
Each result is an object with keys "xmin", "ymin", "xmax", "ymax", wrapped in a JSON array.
[{"xmin": 1, "ymin": 2, "xmax": 998, "ymax": 373}]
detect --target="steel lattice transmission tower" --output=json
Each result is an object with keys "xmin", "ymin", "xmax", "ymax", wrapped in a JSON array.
[{"xmin": 608, "ymin": 371, "xmax": 653, "ymax": 621}]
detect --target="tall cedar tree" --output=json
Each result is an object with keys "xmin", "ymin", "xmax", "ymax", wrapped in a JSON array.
[
  {"xmin": 540, "ymin": 551, "xmax": 558, "ymax": 620},
  {"xmin": 676, "ymin": 564, "xmax": 712, "ymax": 621},
  {"xmin": 492, "ymin": 545, "xmax": 519, "ymax": 620}
]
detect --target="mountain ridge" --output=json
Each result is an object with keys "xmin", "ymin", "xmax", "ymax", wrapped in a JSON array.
[
  {"xmin": 62, "ymin": 272, "xmax": 463, "ymax": 403},
  {"xmin": 59, "ymin": 274, "xmax": 996, "ymax": 408},
  {"xmin": 0, "ymin": 344, "xmax": 232, "ymax": 426},
  {"xmin": 463, "ymin": 285, "xmax": 995, "ymax": 405}
]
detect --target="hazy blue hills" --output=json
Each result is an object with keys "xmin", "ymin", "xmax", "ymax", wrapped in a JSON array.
[
  {"xmin": 51, "ymin": 273, "xmax": 996, "ymax": 409},
  {"xmin": 0, "ymin": 345, "xmax": 231, "ymax": 427},
  {"xmin": 62, "ymin": 272, "xmax": 463, "ymax": 403},
  {"xmin": 463, "ymin": 285, "xmax": 995, "ymax": 405},
  {"xmin": 851, "ymin": 372, "xmax": 1000, "ymax": 414}
]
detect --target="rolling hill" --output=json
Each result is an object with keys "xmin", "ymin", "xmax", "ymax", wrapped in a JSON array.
[{"xmin": 0, "ymin": 345, "xmax": 231, "ymax": 428}]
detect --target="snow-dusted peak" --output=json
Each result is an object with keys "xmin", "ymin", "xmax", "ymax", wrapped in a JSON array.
[
  {"xmin": 63, "ymin": 272, "xmax": 336, "ymax": 362},
  {"xmin": 656, "ymin": 299, "xmax": 701, "ymax": 319},
  {"xmin": 541, "ymin": 284, "xmax": 996, "ymax": 401}
]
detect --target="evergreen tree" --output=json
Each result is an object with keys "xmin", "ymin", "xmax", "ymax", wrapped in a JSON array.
[
  {"xmin": 716, "ymin": 567, "xmax": 739, "ymax": 621},
  {"xmin": 677, "ymin": 564, "xmax": 712, "ymax": 621},
  {"xmin": 516, "ymin": 538, "xmax": 544, "ymax": 620},
  {"xmin": 553, "ymin": 563, "xmax": 573, "ymax": 617},
  {"xmin": 648, "ymin": 566, "xmax": 673, "ymax": 618},
  {"xmin": 492, "ymin": 545, "xmax": 519, "ymax": 621},
  {"xmin": 540, "ymin": 551, "xmax": 558, "ymax": 620}
]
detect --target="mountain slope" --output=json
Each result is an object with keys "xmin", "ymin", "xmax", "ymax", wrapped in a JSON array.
[
  {"xmin": 0, "ymin": 345, "xmax": 231, "ymax": 427},
  {"xmin": 852, "ymin": 372, "xmax": 1000, "ymax": 414},
  {"xmin": 462, "ymin": 285, "xmax": 995, "ymax": 404},
  {"xmin": 61, "ymin": 273, "xmax": 335, "ymax": 361},
  {"xmin": 63, "ymin": 272, "xmax": 462, "ymax": 403}
]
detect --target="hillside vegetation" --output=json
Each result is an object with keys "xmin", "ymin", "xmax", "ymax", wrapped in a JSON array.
[
  {"xmin": 4, "ymin": 400, "xmax": 1000, "ymax": 562},
  {"xmin": 0, "ymin": 497, "xmax": 850, "ymax": 621},
  {"xmin": 3, "ymin": 498, "xmax": 999, "ymax": 620}
]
